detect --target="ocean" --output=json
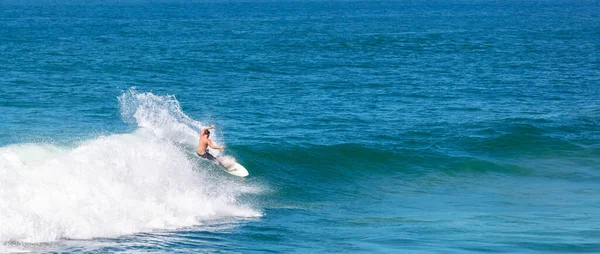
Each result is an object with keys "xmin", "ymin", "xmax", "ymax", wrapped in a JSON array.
[{"xmin": 1, "ymin": 0, "xmax": 599, "ymax": 253}]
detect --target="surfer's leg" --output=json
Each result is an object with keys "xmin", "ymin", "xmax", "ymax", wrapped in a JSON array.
[
  {"xmin": 205, "ymin": 152, "xmax": 217, "ymax": 161},
  {"xmin": 197, "ymin": 152, "xmax": 214, "ymax": 160},
  {"xmin": 198, "ymin": 152, "xmax": 221, "ymax": 166}
]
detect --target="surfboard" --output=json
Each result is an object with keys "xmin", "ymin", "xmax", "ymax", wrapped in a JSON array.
[
  {"xmin": 219, "ymin": 161, "xmax": 249, "ymax": 177},
  {"xmin": 215, "ymin": 155, "xmax": 249, "ymax": 177},
  {"xmin": 195, "ymin": 151, "xmax": 249, "ymax": 177}
]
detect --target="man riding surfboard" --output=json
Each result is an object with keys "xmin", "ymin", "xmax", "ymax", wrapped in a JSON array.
[
  {"xmin": 196, "ymin": 125, "xmax": 250, "ymax": 177},
  {"xmin": 197, "ymin": 125, "xmax": 225, "ymax": 161}
]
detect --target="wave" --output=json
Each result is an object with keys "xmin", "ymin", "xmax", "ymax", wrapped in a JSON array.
[
  {"xmin": 233, "ymin": 141, "xmax": 600, "ymax": 184},
  {"xmin": 234, "ymin": 143, "xmax": 522, "ymax": 175},
  {"xmin": 0, "ymin": 89, "xmax": 261, "ymax": 250},
  {"xmin": 2, "ymin": 88, "xmax": 597, "ymax": 251}
]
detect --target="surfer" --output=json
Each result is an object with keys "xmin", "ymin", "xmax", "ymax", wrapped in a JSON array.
[
  {"xmin": 197, "ymin": 125, "xmax": 225, "ymax": 161},
  {"xmin": 195, "ymin": 125, "xmax": 249, "ymax": 177}
]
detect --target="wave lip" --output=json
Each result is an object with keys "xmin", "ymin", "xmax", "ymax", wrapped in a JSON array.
[{"xmin": 118, "ymin": 88, "xmax": 219, "ymax": 149}]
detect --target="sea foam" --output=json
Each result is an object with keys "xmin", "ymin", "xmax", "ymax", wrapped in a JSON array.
[{"xmin": 0, "ymin": 89, "xmax": 260, "ymax": 249}]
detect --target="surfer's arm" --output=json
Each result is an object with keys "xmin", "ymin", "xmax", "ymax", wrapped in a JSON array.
[
  {"xmin": 207, "ymin": 139, "xmax": 225, "ymax": 150},
  {"xmin": 200, "ymin": 125, "xmax": 215, "ymax": 134}
]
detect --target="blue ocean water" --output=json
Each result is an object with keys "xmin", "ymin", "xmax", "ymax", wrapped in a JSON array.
[{"xmin": 1, "ymin": 0, "xmax": 599, "ymax": 252}]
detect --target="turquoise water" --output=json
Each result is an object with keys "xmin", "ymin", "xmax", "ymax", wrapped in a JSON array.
[{"xmin": 1, "ymin": 0, "xmax": 600, "ymax": 252}]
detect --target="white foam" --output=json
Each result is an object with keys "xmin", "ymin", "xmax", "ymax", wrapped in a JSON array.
[
  {"xmin": 0, "ymin": 89, "xmax": 261, "ymax": 247},
  {"xmin": 0, "ymin": 245, "xmax": 28, "ymax": 253},
  {"xmin": 217, "ymin": 156, "xmax": 237, "ymax": 168},
  {"xmin": 118, "ymin": 88, "xmax": 227, "ymax": 156}
]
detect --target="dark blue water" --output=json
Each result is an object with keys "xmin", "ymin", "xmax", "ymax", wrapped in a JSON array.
[{"xmin": 1, "ymin": 0, "xmax": 599, "ymax": 252}]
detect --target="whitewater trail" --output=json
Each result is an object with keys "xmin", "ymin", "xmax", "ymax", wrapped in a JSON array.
[{"xmin": 0, "ymin": 89, "xmax": 262, "ymax": 251}]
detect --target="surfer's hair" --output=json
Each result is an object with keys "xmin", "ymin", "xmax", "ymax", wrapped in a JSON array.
[{"xmin": 204, "ymin": 130, "xmax": 210, "ymax": 136}]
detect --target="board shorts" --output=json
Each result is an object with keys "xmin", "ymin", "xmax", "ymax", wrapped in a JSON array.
[{"xmin": 197, "ymin": 152, "xmax": 216, "ymax": 161}]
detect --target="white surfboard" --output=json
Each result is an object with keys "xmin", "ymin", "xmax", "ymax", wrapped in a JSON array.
[
  {"xmin": 219, "ymin": 162, "xmax": 249, "ymax": 177},
  {"xmin": 216, "ymin": 156, "xmax": 249, "ymax": 177}
]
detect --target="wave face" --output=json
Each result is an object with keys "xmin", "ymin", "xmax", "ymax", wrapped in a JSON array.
[{"xmin": 0, "ymin": 89, "xmax": 260, "ymax": 249}]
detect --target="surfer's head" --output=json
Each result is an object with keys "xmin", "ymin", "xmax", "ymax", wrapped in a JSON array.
[{"xmin": 204, "ymin": 130, "xmax": 210, "ymax": 136}]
